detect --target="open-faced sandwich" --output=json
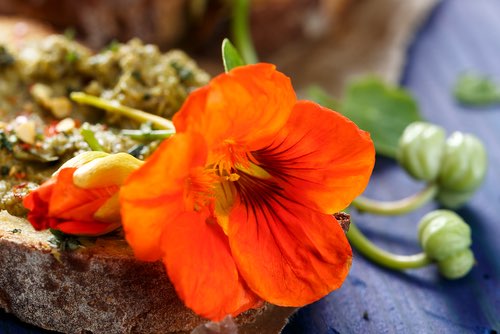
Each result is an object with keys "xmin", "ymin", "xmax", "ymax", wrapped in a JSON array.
[{"xmin": 0, "ymin": 15, "xmax": 375, "ymax": 334}]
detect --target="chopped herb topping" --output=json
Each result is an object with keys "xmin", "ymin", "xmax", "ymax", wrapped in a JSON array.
[
  {"xmin": 127, "ymin": 144, "xmax": 145, "ymax": 158},
  {"xmin": 65, "ymin": 50, "xmax": 80, "ymax": 63},
  {"xmin": 131, "ymin": 70, "xmax": 145, "ymax": 84},
  {"xmin": 0, "ymin": 45, "xmax": 14, "ymax": 68},
  {"xmin": 1, "ymin": 166, "xmax": 10, "ymax": 176},
  {"xmin": 0, "ymin": 130, "xmax": 14, "ymax": 152},
  {"xmin": 64, "ymin": 28, "xmax": 76, "ymax": 41},
  {"xmin": 171, "ymin": 61, "xmax": 193, "ymax": 81},
  {"xmin": 105, "ymin": 39, "xmax": 120, "ymax": 52},
  {"xmin": 48, "ymin": 228, "xmax": 83, "ymax": 251}
]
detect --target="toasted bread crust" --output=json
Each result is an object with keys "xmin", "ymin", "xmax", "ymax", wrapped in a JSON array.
[
  {"xmin": 0, "ymin": 212, "xmax": 268, "ymax": 334},
  {"xmin": 0, "ymin": 211, "xmax": 345, "ymax": 333}
]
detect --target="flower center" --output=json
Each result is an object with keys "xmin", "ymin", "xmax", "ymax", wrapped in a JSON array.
[
  {"xmin": 211, "ymin": 140, "xmax": 251, "ymax": 175},
  {"xmin": 186, "ymin": 167, "xmax": 217, "ymax": 212}
]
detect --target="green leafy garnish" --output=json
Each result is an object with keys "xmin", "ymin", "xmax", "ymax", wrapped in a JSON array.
[
  {"xmin": 222, "ymin": 38, "xmax": 245, "ymax": 73},
  {"xmin": 49, "ymin": 229, "xmax": 83, "ymax": 252},
  {"xmin": 453, "ymin": 73, "xmax": 500, "ymax": 106},
  {"xmin": 309, "ymin": 77, "xmax": 423, "ymax": 158}
]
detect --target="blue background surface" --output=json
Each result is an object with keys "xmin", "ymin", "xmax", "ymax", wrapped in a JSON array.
[
  {"xmin": 283, "ymin": 0, "xmax": 500, "ymax": 333},
  {"xmin": 1, "ymin": 0, "xmax": 499, "ymax": 333}
]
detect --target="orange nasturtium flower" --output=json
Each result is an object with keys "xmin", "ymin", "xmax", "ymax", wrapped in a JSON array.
[
  {"xmin": 120, "ymin": 64, "xmax": 375, "ymax": 320},
  {"xmin": 24, "ymin": 151, "xmax": 143, "ymax": 236}
]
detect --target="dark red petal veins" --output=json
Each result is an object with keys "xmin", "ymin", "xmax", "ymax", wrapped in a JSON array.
[
  {"xmin": 250, "ymin": 101, "xmax": 375, "ymax": 214},
  {"xmin": 229, "ymin": 170, "xmax": 352, "ymax": 305}
]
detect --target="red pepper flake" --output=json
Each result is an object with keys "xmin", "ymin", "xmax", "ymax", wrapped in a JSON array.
[
  {"xmin": 19, "ymin": 143, "xmax": 32, "ymax": 150},
  {"xmin": 14, "ymin": 172, "xmax": 27, "ymax": 180},
  {"xmin": 13, "ymin": 183, "xmax": 28, "ymax": 199},
  {"xmin": 44, "ymin": 121, "xmax": 59, "ymax": 137}
]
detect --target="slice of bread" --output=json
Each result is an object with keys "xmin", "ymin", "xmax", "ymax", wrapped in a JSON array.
[{"xmin": 0, "ymin": 211, "xmax": 296, "ymax": 333}]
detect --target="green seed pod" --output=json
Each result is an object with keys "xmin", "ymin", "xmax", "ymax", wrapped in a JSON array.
[
  {"xmin": 418, "ymin": 210, "xmax": 474, "ymax": 279},
  {"xmin": 397, "ymin": 122, "xmax": 446, "ymax": 182}
]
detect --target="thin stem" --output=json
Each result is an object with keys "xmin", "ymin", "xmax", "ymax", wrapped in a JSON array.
[
  {"xmin": 232, "ymin": 0, "xmax": 258, "ymax": 64},
  {"xmin": 121, "ymin": 129, "xmax": 175, "ymax": 141},
  {"xmin": 347, "ymin": 222, "xmax": 432, "ymax": 270},
  {"xmin": 352, "ymin": 183, "xmax": 438, "ymax": 216},
  {"xmin": 81, "ymin": 128, "xmax": 104, "ymax": 151},
  {"xmin": 70, "ymin": 92, "xmax": 175, "ymax": 130}
]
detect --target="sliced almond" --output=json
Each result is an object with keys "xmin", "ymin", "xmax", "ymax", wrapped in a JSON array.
[
  {"xmin": 47, "ymin": 97, "xmax": 72, "ymax": 119},
  {"xmin": 55, "ymin": 117, "xmax": 76, "ymax": 133},
  {"xmin": 14, "ymin": 120, "xmax": 36, "ymax": 144}
]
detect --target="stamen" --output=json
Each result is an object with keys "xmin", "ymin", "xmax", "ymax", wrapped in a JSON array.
[
  {"xmin": 212, "ymin": 140, "xmax": 251, "ymax": 175},
  {"xmin": 185, "ymin": 167, "xmax": 217, "ymax": 211}
]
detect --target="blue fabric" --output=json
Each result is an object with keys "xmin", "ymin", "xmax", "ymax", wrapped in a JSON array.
[{"xmin": 283, "ymin": 0, "xmax": 500, "ymax": 333}]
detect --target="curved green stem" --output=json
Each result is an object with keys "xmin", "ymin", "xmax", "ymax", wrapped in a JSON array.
[
  {"xmin": 70, "ymin": 92, "xmax": 175, "ymax": 130},
  {"xmin": 232, "ymin": 0, "xmax": 258, "ymax": 64},
  {"xmin": 352, "ymin": 183, "xmax": 438, "ymax": 215},
  {"xmin": 347, "ymin": 222, "xmax": 432, "ymax": 270}
]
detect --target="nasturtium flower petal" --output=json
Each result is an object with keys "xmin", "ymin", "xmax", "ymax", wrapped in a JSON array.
[
  {"xmin": 49, "ymin": 168, "xmax": 119, "ymax": 222},
  {"xmin": 120, "ymin": 132, "xmax": 208, "ymax": 202},
  {"xmin": 120, "ymin": 196, "xmax": 180, "ymax": 261},
  {"xmin": 228, "ymin": 182, "xmax": 352, "ymax": 305},
  {"xmin": 161, "ymin": 209, "xmax": 261, "ymax": 321},
  {"xmin": 24, "ymin": 157, "xmax": 127, "ymax": 237},
  {"xmin": 120, "ymin": 133, "xmax": 210, "ymax": 261},
  {"xmin": 121, "ymin": 133, "xmax": 260, "ymax": 318},
  {"xmin": 174, "ymin": 63, "xmax": 296, "ymax": 154},
  {"xmin": 253, "ymin": 101, "xmax": 375, "ymax": 214},
  {"xmin": 23, "ymin": 178, "xmax": 56, "ymax": 231},
  {"xmin": 56, "ymin": 220, "xmax": 121, "ymax": 236}
]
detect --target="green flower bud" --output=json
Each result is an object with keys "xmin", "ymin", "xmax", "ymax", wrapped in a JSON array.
[
  {"xmin": 437, "ymin": 132, "xmax": 487, "ymax": 208},
  {"xmin": 436, "ymin": 188, "xmax": 475, "ymax": 209},
  {"xmin": 418, "ymin": 210, "xmax": 474, "ymax": 279},
  {"xmin": 438, "ymin": 132, "xmax": 487, "ymax": 191},
  {"xmin": 397, "ymin": 122, "xmax": 446, "ymax": 182},
  {"xmin": 437, "ymin": 249, "xmax": 475, "ymax": 279}
]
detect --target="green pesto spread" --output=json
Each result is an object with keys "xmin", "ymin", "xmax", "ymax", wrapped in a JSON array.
[{"xmin": 0, "ymin": 35, "xmax": 209, "ymax": 217}]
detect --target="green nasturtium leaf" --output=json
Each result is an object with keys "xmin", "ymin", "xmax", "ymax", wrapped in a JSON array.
[
  {"xmin": 221, "ymin": 38, "xmax": 245, "ymax": 73},
  {"xmin": 453, "ymin": 73, "xmax": 500, "ymax": 106},
  {"xmin": 308, "ymin": 85, "xmax": 341, "ymax": 110},
  {"xmin": 309, "ymin": 77, "xmax": 423, "ymax": 158}
]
